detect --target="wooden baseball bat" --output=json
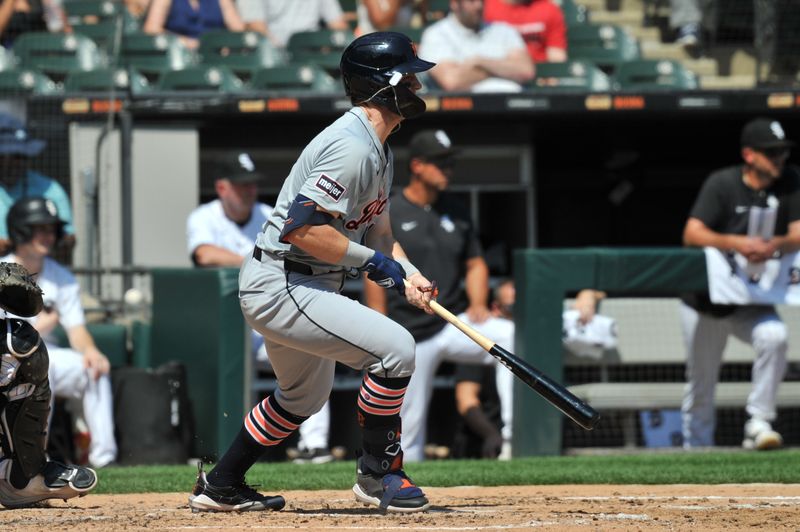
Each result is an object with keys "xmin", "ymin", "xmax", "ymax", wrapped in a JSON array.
[{"xmin": 405, "ymin": 281, "xmax": 600, "ymax": 431}]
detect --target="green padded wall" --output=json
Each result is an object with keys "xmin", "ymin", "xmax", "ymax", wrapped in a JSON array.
[
  {"xmin": 513, "ymin": 248, "xmax": 707, "ymax": 455},
  {"xmin": 149, "ymin": 268, "xmax": 246, "ymax": 460}
]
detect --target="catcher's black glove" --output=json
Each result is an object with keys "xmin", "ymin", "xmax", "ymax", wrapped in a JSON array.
[{"xmin": 0, "ymin": 262, "xmax": 43, "ymax": 318}]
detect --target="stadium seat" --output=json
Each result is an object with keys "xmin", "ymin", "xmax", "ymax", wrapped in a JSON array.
[
  {"xmin": 287, "ymin": 29, "xmax": 355, "ymax": 75},
  {"xmin": 121, "ymin": 33, "xmax": 196, "ymax": 81},
  {"xmin": 388, "ymin": 26, "xmax": 423, "ymax": 44},
  {"xmin": 567, "ymin": 24, "xmax": 640, "ymax": 71},
  {"xmin": 555, "ymin": 0, "xmax": 590, "ymax": 26},
  {"xmin": 72, "ymin": 22, "xmax": 130, "ymax": 53},
  {"xmin": 613, "ymin": 59, "xmax": 699, "ymax": 90},
  {"xmin": 0, "ymin": 69, "xmax": 59, "ymax": 94},
  {"xmin": 64, "ymin": 67, "xmax": 150, "ymax": 94},
  {"xmin": 528, "ymin": 60, "xmax": 611, "ymax": 92},
  {"xmin": 248, "ymin": 63, "xmax": 339, "ymax": 92},
  {"xmin": 157, "ymin": 65, "xmax": 243, "ymax": 93},
  {"xmin": 64, "ymin": 0, "xmax": 139, "ymax": 29},
  {"xmin": 427, "ymin": 0, "xmax": 450, "ymax": 21},
  {"xmin": 12, "ymin": 32, "xmax": 106, "ymax": 81},
  {"xmin": 199, "ymin": 30, "xmax": 285, "ymax": 78}
]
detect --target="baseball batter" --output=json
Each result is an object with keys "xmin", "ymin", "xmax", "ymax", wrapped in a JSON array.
[{"xmin": 189, "ymin": 31, "xmax": 437, "ymax": 514}]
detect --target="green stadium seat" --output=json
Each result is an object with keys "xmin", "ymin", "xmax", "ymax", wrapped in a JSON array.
[
  {"xmin": 65, "ymin": 0, "xmax": 139, "ymax": 28},
  {"xmin": 0, "ymin": 69, "xmax": 59, "ymax": 94},
  {"xmin": 567, "ymin": 24, "xmax": 640, "ymax": 70},
  {"xmin": 387, "ymin": 26, "xmax": 423, "ymax": 44},
  {"xmin": 121, "ymin": 33, "xmax": 196, "ymax": 81},
  {"xmin": 0, "ymin": 45, "xmax": 15, "ymax": 71},
  {"xmin": 427, "ymin": 0, "xmax": 450, "ymax": 21},
  {"xmin": 555, "ymin": 0, "xmax": 590, "ymax": 26},
  {"xmin": 12, "ymin": 32, "xmax": 106, "ymax": 81},
  {"xmin": 51, "ymin": 322, "xmax": 129, "ymax": 368},
  {"xmin": 199, "ymin": 30, "xmax": 285, "ymax": 78},
  {"xmin": 528, "ymin": 60, "xmax": 611, "ymax": 92},
  {"xmin": 287, "ymin": 29, "xmax": 354, "ymax": 75},
  {"xmin": 72, "ymin": 22, "xmax": 129, "ymax": 53},
  {"xmin": 64, "ymin": 67, "xmax": 151, "ymax": 94},
  {"xmin": 612, "ymin": 59, "xmax": 699, "ymax": 90},
  {"xmin": 248, "ymin": 63, "xmax": 339, "ymax": 92},
  {"xmin": 157, "ymin": 65, "xmax": 243, "ymax": 92}
]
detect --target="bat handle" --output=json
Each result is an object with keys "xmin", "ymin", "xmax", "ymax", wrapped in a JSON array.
[{"xmin": 403, "ymin": 279, "xmax": 495, "ymax": 351}]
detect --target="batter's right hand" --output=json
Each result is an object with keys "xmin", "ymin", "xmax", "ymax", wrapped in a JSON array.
[{"xmin": 361, "ymin": 251, "xmax": 406, "ymax": 295}]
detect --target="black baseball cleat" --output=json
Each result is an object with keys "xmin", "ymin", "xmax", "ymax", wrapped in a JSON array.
[
  {"xmin": 352, "ymin": 456, "xmax": 430, "ymax": 513},
  {"xmin": 188, "ymin": 463, "xmax": 285, "ymax": 513},
  {"xmin": 0, "ymin": 458, "xmax": 97, "ymax": 508}
]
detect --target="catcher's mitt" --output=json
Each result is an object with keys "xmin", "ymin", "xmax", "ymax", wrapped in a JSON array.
[{"xmin": 0, "ymin": 262, "xmax": 43, "ymax": 318}]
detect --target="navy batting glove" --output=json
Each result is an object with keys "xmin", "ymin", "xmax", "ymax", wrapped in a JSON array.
[{"xmin": 361, "ymin": 251, "xmax": 406, "ymax": 295}]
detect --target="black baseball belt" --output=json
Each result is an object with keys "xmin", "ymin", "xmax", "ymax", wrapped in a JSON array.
[{"xmin": 252, "ymin": 247, "xmax": 314, "ymax": 275}]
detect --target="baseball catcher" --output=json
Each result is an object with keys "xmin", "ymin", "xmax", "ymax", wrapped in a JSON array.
[{"xmin": 0, "ymin": 262, "xmax": 97, "ymax": 508}]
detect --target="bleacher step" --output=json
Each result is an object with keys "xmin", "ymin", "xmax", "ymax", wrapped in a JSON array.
[
  {"xmin": 641, "ymin": 41, "xmax": 692, "ymax": 60},
  {"xmin": 588, "ymin": 9, "xmax": 644, "ymax": 27},
  {"xmin": 700, "ymin": 74, "xmax": 756, "ymax": 90}
]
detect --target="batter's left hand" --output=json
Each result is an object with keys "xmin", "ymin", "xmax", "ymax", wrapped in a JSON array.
[{"xmin": 406, "ymin": 273, "xmax": 435, "ymax": 315}]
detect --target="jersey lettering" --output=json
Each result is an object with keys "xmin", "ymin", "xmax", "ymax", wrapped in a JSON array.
[
  {"xmin": 315, "ymin": 174, "xmax": 346, "ymax": 202},
  {"xmin": 345, "ymin": 194, "xmax": 388, "ymax": 230}
]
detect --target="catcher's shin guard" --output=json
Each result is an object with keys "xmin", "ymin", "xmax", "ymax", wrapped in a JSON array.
[{"xmin": 0, "ymin": 339, "xmax": 50, "ymax": 480}]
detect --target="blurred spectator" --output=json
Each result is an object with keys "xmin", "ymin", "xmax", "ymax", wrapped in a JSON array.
[
  {"xmin": 125, "ymin": 0, "xmax": 152, "ymax": 18},
  {"xmin": 143, "ymin": 0, "xmax": 245, "ymax": 49},
  {"xmin": 419, "ymin": 0, "xmax": 534, "ymax": 92},
  {"xmin": 669, "ymin": 0, "xmax": 713, "ymax": 49},
  {"xmin": 0, "ymin": 0, "xmax": 70, "ymax": 47},
  {"xmin": 238, "ymin": 0, "xmax": 348, "ymax": 48},
  {"xmin": 453, "ymin": 283, "xmax": 611, "ymax": 460},
  {"xmin": 0, "ymin": 113, "xmax": 74, "ymax": 259},
  {"xmin": 3, "ymin": 197, "xmax": 117, "ymax": 468},
  {"xmin": 364, "ymin": 129, "xmax": 514, "ymax": 462},
  {"xmin": 186, "ymin": 152, "xmax": 335, "ymax": 464},
  {"xmin": 483, "ymin": 0, "xmax": 566, "ymax": 63},
  {"xmin": 452, "ymin": 279, "xmax": 515, "ymax": 460},
  {"xmin": 680, "ymin": 117, "xmax": 799, "ymax": 450},
  {"xmin": 356, "ymin": 0, "xmax": 423, "ymax": 34}
]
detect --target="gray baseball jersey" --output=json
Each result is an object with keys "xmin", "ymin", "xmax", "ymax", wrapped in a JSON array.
[{"xmin": 258, "ymin": 107, "xmax": 393, "ymax": 273}]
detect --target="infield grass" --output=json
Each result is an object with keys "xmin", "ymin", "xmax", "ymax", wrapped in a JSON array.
[{"xmin": 94, "ymin": 448, "xmax": 800, "ymax": 494}]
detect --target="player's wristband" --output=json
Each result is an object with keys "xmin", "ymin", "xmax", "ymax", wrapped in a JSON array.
[
  {"xmin": 340, "ymin": 241, "xmax": 375, "ymax": 268},
  {"xmin": 396, "ymin": 257, "xmax": 419, "ymax": 278}
]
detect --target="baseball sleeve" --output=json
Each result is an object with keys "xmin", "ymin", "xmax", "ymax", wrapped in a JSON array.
[
  {"xmin": 54, "ymin": 268, "xmax": 86, "ymax": 330},
  {"xmin": 297, "ymin": 137, "xmax": 373, "ymax": 218},
  {"xmin": 186, "ymin": 205, "xmax": 216, "ymax": 255}
]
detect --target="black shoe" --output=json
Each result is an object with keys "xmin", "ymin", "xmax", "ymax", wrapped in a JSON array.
[
  {"xmin": 0, "ymin": 459, "xmax": 97, "ymax": 508},
  {"xmin": 188, "ymin": 463, "xmax": 285, "ymax": 513}
]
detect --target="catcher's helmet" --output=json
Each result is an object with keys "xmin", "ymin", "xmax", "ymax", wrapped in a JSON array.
[
  {"xmin": 7, "ymin": 196, "xmax": 65, "ymax": 246},
  {"xmin": 340, "ymin": 31, "xmax": 435, "ymax": 119}
]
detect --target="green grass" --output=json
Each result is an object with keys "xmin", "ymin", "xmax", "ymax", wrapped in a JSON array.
[{"xmin": 94, "ymin": 449, "xmax": 800, "ymax": 494}]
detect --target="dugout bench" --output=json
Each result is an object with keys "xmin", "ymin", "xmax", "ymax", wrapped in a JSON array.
[
  {"xmin": 513, "ymin": 247, "xmax": 800, "ymax": 456},
  {"xmin": 566, "ymin": 297, "xmax": 800, "ymax": 447}
]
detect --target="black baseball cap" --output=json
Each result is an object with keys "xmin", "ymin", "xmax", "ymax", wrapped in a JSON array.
[
  {"xmin": 215, "ymin": 152, "xmax": 264, "ymax": 183},
  {"xmin": 408, "ymin": 129, "xmax": 460, "ymax": 161},
  {"xmin": 740, "ymin": 117, "xmax": 795, "ymax": 150}
]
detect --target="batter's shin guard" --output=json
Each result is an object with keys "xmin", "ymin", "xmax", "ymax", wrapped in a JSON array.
[{"xmin": 357, "ymin": 373, "xmax": 410, "ymax": 472}]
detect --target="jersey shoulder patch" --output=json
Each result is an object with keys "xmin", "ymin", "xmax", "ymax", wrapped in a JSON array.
[{"xmin": 315, "ymin": 173, "xmax": 347, "ymax": 202}]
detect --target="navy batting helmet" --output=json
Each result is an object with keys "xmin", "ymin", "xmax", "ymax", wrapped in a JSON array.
[
  {"xmin": 340, "ymin": 31, "xmax": 435, "ymax": 119},
  {"xmin": 7, "ymin": 196, "xmax": 65, "ymax": 247}
]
